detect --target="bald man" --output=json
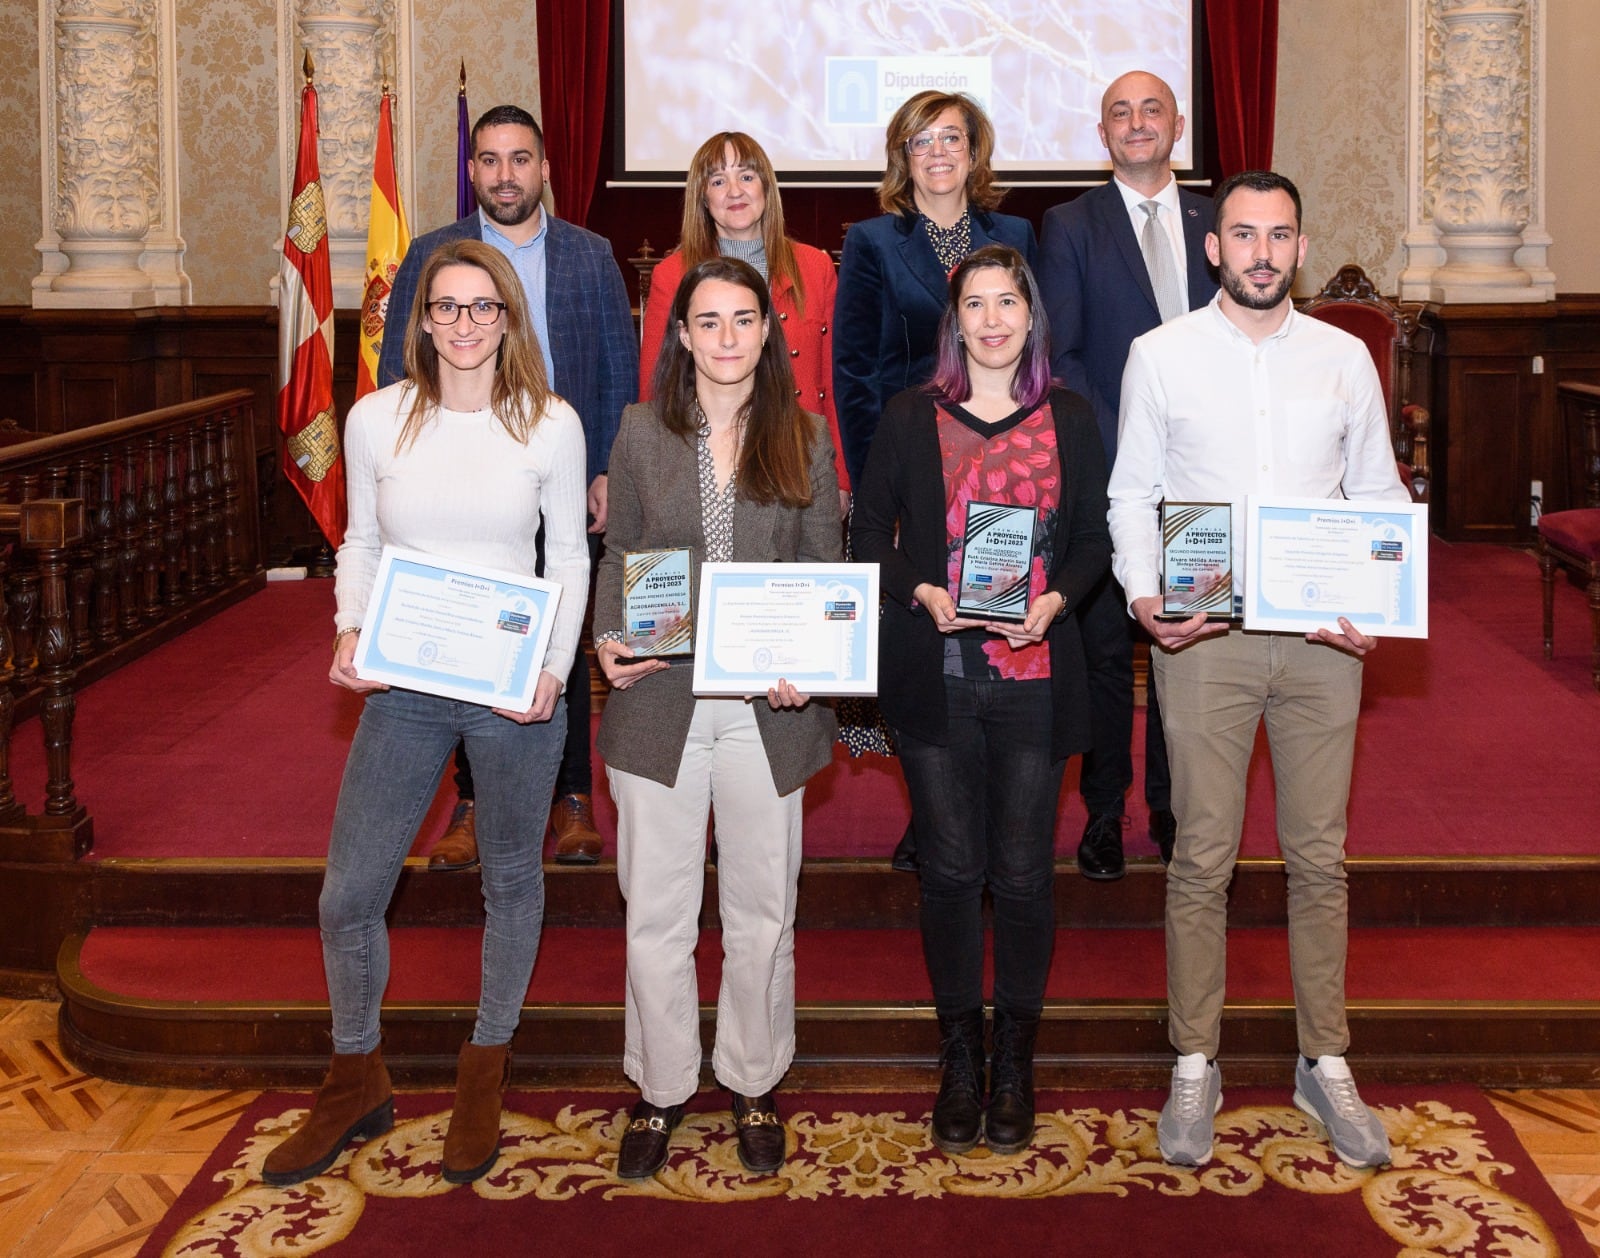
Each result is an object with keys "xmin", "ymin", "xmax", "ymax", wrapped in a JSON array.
[{"xmin": 1036, "ymin": 71, "xmax": 1218, "ymax": 879}]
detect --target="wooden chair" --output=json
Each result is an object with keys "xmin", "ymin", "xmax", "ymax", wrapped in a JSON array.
[
  {"xmin": 1300, "ymin": 264, "xmax": 1432, "ymax": 502},
  {"xmin": 1539, "ymin": 382, "xmax": 1600, "ymax": 690}
]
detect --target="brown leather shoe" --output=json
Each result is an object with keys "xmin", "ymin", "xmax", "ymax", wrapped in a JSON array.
[
  {"xmin": 731, "ymin": 1090, "xmax": 786, "ymax": 1175},
  {"xmin": 429, "ymin": 799, "xmax": 479, "ymax": 871},
  {"xmin": 262, "ymin": 1047, "xmax": 393, "ymax": 1186},
  {"xmin": 616, "ymin": 1098, "xmax": 684, "ymax": 1179},
  {"xmin": 442, "ymin": 1039, "xmax": 511, "ymax": 1183},
  {"xmin": 550, "ymin": 793, "xmax": 602, "ymax": 864}
]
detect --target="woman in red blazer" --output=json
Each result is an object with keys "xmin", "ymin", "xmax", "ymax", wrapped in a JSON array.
[{"xmin": 639, "ymin": 132, "xmax": 848, "ymax": 513}]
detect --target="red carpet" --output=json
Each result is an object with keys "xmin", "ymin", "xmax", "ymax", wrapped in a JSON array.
[
  {"xmin": 135, "ymin": 1085, "xmax": 1588, "ymax": 1258},
  {"xmin": 11, "ymin": 542, "xmax": 1598, "ymax": 861},
  {"xmin": 75, "ymin": 923, "xmax": 1600, "ymax": 1004}
]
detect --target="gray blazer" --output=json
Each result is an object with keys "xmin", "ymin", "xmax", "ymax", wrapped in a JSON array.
[{"xmin": 595, "ymin": 401, "xmax": 842, "ymax": 794}]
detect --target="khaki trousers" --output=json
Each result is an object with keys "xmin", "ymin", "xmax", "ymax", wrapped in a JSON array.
[
  {"xmin": 1153, "ymin": 632, "xmax": 1364, "ymax": 1059},
  {"xmin": 610, "ymin": 698, "xmax": 804, "ymax": 1106}
]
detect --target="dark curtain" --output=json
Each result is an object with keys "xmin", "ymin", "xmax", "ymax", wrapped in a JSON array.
[
  {"xmin": 537, "ymin": 0, "xmax": 610, "ymax": 227},
  {"xmin": 1206, "ymin": 0, "xmax": 1280, "ymax": 179}
]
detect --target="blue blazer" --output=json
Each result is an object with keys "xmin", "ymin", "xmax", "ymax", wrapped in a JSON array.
[
  {"xmin": 377, "ymin": 213, "xmax": 639, "ymax": 481},
  {"xmin": 1037, "ymin": 181, "xmax": 1216, "ymax": 460},
  {"xmin": 833, "ymin": 209, "xmax": 1037, "ymax": 485}
]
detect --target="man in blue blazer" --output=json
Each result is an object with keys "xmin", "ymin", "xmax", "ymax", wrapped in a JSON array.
[
  {"xmin": 1037, "ymin": 70, "xmax": 1218, "ymax": 880},
  {"xmin": 379, "ymin": 104, "xmax": 638, "ymax": 870}
]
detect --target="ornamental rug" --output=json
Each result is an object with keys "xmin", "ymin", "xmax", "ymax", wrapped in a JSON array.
[{"xmin": 137, "ymin": 1086, "xmax": 1589, "ymax": 1258}]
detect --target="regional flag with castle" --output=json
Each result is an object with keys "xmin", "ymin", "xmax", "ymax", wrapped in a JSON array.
[
  {"xmin": 277, "ymin": 53, "xmax": 346, "ymax": 550},
  {"xmin": 356, "ymin": 86, "xmax": 410, "ymax": 400}
]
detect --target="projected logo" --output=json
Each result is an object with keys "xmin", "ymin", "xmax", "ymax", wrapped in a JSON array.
[{"xmin": 825, "ymin": 57, "xmax": 992, "ymax": 126}]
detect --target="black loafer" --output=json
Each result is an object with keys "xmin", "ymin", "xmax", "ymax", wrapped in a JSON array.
[
  {"xmin": 616, "ymin": 1099, "xmax": 684, "ymax": 1180},
  {"xmin": 1076, "ymin": 812, "xmax": 1126, "ymax": 881},
  {"xmin": 1149, "ymin": 808, "xmax": 1177, "ymax": 864},
  {"xmin": 731, "ymin": 1091, "xmax": 786, "ymax": 1175},
  {"xmin": 890, "ymin": 823, "xmax": 918, "ymax": 874}
]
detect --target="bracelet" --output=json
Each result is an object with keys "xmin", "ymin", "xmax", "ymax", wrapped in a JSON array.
[{"xmin": 333, "ymin": 627, "xmax": 360, "ymax": 653}]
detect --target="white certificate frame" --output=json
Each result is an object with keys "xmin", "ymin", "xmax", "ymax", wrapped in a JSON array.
[
  {"xmin": 1243, "ymin": 496, "xmax": 1429, "ymax": 639},
  {"xmin": 353, "ymin": 546, "xmax": 563, "ymax": 708},
  {"xmin": 691, "ymin": 562, "xmax": 880, "ymax": 697}
]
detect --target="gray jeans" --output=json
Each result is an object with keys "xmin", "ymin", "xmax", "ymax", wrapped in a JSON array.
[{"xmin": 319, "ymin": 686, "xmax": 564, "ymax": 1053}]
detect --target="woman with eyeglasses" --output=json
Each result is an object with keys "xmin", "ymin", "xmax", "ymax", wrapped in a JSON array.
[
  {"xmin": 851, "ymin": 245, "xmax": 1109, "ymax": 1156},
  {"xmin": 263, "ymin": 239, "xmax": 589, "ymax": 1189},
  {"xmin": 640, "ymin": 131, "xmax": 848, "ymax": 517},
  {"xmin": 834, "ymin": 92, "xmax": 1036, "ymax": 869}
]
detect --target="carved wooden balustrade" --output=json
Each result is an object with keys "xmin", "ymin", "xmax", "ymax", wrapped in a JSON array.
[{"xmin": 0, "ymin": 390, "xmax": 266, "ymax": 861}]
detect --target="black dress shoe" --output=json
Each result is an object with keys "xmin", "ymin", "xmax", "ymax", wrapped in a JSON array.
[
  {"xmin": 731, "ymin": 1091, "xmax": 786, "ymax": 1175},
  {"xmin": 1077, "ymin": 812, "xmax": 1126, "ymax": 881},
  {"xmin": 616, "ymin": 1099, "xmax": 684, "ymax": 1179},
  {"xmin": 1149, "ymin": 808, "xmax": 1177, "ymax": 864},
  {"xmin": 891, "ymin": 822, "xmax": 918, "ymax": 873}
]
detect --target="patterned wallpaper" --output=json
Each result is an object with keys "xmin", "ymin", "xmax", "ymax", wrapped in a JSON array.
[
  {"xmin": 1274, "ymin": 0, "xmax": 1409, "ymax": 298},
  {"xmin": 408, "ymin": 0, "xmax": 541, "ymax": 236},
  {"xmin": 0, "ymin": 6, "xmax": 42, "ymax": 306},
  {"xmin": 176, "ymin": 0, "xmax": 283, "ymax": 305}
]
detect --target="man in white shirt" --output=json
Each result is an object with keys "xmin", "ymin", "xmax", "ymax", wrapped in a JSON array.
[{"xmin": 1107, "ymin": 170, "xmax": 1406, "ymax": 1171}]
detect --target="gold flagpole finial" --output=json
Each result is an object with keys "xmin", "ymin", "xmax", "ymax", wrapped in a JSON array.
[
  {"xmin": 380, "ymin": 57, "xmax": 391, "ymax": 97},
  {"xmin": 303, "ymin": 48, "xmax": 315, "ymax": 84},
  {"xmin": 458, "ymin": 60, "xmax": 467, "ymax": 95}
]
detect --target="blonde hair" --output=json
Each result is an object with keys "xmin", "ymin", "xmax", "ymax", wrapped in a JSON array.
[
  {"xmin": 678, "ymin": 132, "xmax": 806, "ymax": 318},
  {"xmin": 877, "ymin": 91, "xmax": 1005, "ymax": 217},
  {"xmin": 398, "ymin": 239, "xmax": 553, "ymax": 450}
]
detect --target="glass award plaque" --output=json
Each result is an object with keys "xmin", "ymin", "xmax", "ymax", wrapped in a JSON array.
[
  {"xmin": 1160, "ymin": 502, "xmax": 1233, "ymax": 620},
  {"xmin": 622, "ymin": 548, "xmax": 694, "ymax": 656},
  {"xmin": 956, "ymin": 501, "xmax": 1037, "ymax": 623}
]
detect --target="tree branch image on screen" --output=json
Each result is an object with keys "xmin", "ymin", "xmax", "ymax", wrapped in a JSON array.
[{"xmin": 617, "ymin": 0, "xmax": 1195, "ymax": 182}]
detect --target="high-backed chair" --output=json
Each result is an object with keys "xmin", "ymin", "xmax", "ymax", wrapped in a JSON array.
[
  {"xmin": 1539, "ymin": 382, "xmax": 1600, "ymax": 690},
  {"xmin": 1300, "ymin": 264, "xmax": 1431, "ymax": 502}
]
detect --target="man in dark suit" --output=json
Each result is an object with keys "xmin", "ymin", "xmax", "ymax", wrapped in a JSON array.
[
  {"xmin": 1037, "ymin": 70, "xmax": 1218, "ymax": 879},
  {"xmin": 379, "ymin": 104, "xmax": 638, "ymax": 869}
]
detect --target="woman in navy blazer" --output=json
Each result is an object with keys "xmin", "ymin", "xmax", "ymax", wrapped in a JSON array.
[{"xmin": 833, "ymin": 90, "xmax": 1036, "ymax": 487}]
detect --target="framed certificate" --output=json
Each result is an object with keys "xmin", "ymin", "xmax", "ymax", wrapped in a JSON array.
[
  {"xmin": 353, "ymin": 546, "xmax": 564, "ymax": 708},
  {"xmin": 1242, "ymin": 496, "xmax": 1429, "ymax": 638},
  {"xmin": 691, "ymin": 562, "xmax": 880, "ymax": 697}
]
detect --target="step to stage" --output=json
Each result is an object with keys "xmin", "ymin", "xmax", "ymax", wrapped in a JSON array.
[{"xmin": 59, "ymin": 924, "xmax": 1600, "ymax": 1091}]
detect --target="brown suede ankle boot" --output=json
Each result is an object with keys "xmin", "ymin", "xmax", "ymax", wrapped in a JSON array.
[
  {"xmin": 262, "ymin": 1048, "xmax": 393, "ymax": 1186},
  {"xmin": 442, "ymin": 1039, "xmax": 512, "ymax": 1183}
]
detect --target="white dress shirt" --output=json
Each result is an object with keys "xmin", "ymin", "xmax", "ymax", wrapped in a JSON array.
[
  {"xmin": 1107, "ymin": 296, "xmax": 1408, "ymax": 607},
  {"xmin": 1112, "ymin": 174, "xmax": 1189, "ymax": 311}
]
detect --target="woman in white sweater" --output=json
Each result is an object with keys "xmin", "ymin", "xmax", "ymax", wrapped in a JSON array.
[{"xmin": 263, "ymin": 239, "xmax": 589, "ymax": 1188}]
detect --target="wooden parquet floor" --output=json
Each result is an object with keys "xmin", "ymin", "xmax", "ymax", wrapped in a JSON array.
[{"xmin": 1, "ymin": 995, "xmax": 1596, "ymax": 1257}]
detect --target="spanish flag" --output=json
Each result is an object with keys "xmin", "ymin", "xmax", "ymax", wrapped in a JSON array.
[
  {"xmin": 356, "ymin": 88, "xmax": 410, "ymax": 400},
  {"xmin": 276, "ymin": 57, "xmax": 345, "ymax": 549}
]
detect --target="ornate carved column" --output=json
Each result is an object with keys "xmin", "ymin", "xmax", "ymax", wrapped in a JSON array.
[
  {"xmin": 1400, "ymin": 0, "xmax": 1552, "ymax": 302},
  {"xmin": 33, "ymin": 0, "xmax": 190, "ymax": 307},
  {"xmin": 277, "ymin": 0, "xmax": 401, "ymax": 309}
]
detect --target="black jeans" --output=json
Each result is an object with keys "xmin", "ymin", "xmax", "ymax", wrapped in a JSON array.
[
  {"xmin": 455, "ymin": 527, "xmax": 600, "ymax": 801},
  {"xmin": 896, "ymin": 676, "xmax": 1063, "ymax": 1017},
  {"xmin": 1076, "ymin": 568, "xmax": 1171, "ymax": 815}
]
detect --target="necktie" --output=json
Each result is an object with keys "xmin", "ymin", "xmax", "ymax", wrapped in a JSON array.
[{"xmin": 1139, "ymin": 200, "xmax": 1185, "ymax": 324}]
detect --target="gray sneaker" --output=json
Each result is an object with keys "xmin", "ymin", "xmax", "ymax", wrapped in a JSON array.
[
  {"xmin": 1293, "ymin": 1057, "xmax": 1391, "ymax": 1168},
  {"xmin": 1157, "ymin": 1059, "xmax": 1222, "ymax": 1165}
]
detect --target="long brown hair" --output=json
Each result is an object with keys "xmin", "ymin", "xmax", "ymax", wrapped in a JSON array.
[
  {"xmin": 650, "ymin": 257, "xmax": 813, "ymax": 508},
  {"xmin": 398, "ymin": 239, "xmax": 552, "ymax": 450},
  {"xmin": 877, "ymin": 90, "xmax": 1005, "ymax": 217},
  {"xmin": 678, "ymin": 132, "xmax": 806, "ymax": 318}
]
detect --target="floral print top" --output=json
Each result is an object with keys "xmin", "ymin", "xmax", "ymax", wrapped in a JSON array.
[{"xmin": 937, "ymin": 400, "xmax": 1061, "ymax": 681}]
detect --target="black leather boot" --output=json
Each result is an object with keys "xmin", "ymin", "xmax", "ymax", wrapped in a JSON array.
[
  {"xmin": 985, "ymin": 1008, "xmax": 1039, "ymax": 1154},
  {"xmin": 931, "ymin": 1009, "xmax": 985, "ymax": 1154}
]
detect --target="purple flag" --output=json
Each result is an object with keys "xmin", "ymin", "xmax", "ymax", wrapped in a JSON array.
[{"xmin": 456, "ymin": 61, "xmax": 471, "ymax": 221}]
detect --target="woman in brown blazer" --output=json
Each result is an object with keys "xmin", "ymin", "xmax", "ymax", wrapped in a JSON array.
[{"xmin": 595, "ymin": 256, "xmax": 841, "ymax": 1182}]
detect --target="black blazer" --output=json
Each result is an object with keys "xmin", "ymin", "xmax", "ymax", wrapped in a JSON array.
[
  {"xmin": 850, "ymin": 387, "xmax": 1111, "ymax": 760},
  {"xmin": 833, "ymin": 209, "xmax": 1038, "ymax": 486},
  {"xmin": 1037, "ymin": 181, "xmax": 1216, "ymax": 460}
]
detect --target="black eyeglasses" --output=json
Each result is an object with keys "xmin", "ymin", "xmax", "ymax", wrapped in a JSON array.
[{"xmin": 425, "ymin": 299, "xmax": 507, "ymax": 325}]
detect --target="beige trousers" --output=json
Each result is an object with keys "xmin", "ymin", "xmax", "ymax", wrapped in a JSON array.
[
  {"xmin": 610, "ymin": 697, "xmax": 804, "ymax": 1106},
  {"xmin": 1153, "ymin": 631, "xmax": 1364, "ymax": 1059}
]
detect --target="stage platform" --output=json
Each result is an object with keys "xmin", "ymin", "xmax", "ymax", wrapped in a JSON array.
[{"xmin": 3, "ymin": 541, "xmax": 1597, "ymax": 1086}]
